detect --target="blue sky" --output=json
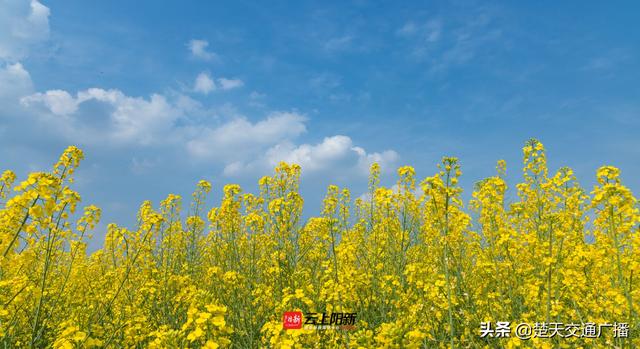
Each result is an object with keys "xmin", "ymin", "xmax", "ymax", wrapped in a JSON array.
[{"xmin": 1, "ymin": 1, "xmax": 639, "ymax": 247}]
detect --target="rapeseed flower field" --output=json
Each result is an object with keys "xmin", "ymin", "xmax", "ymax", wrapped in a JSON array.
[{"xmin": 0, "ymin": 139, "xmax": 637, "ymax": 348}]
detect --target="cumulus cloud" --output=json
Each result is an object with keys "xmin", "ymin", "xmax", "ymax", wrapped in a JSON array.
[
  {"xmin": 0, "ymin": 62, "xmax": 33, "ymax": 103},
  {"xmin": 21, "ymin": 89, "xmax": 77, "ymax": 115},
  {"xmin": 266, "ymin": 135, "xmax": 398, "ymax": 175},
  {"xmin": 222, "ymin": 135, "xmax": 398, "ymax": 178},
  {"xmin": 352, "ymin": 145, "xmax": 399, "ymax": 175},
  {"xmin": 187, "ymin": 111, "xmax": 307, "ymax": 160},
  {"xmin": 0, "ymin": 0, "xmax": 50, "ymax": 60},
  {"xmin": 188, "ymin": 39, "xmax": 217, "ymax": 61},
  {"xmin": 194, "ymin": 72, "xmax": 215, "ymax": 94},
  {"xmin": 21, "ymin": 88, "xmax": 183, "ymax": 145},
  {"xmin": 19, "ymin": 84, "xmax": 400, "ymax": 180},
  {"xmin": 0, "ymin": 1, "xmax": 49, "ymax": 115},
  {"xmin": 266, "ymin": 135, "xmax": 355, "ymax": 172},
  {"xmin": 0, "ymin": 4, "xmax": 403, "ymax": 212}
]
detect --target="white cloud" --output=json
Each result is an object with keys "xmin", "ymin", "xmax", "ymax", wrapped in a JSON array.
[
  {"xmin": 188, "ymin": 39, "xmax": 217, "ymax": 61},
  {"xmin": 262, "ymin": 135, "xmax": 398, "ymax": 176},
  {"xmin": 192, "ymin": 73, "xmax": 243, "ymax": 94},
  {"xmin": 217, "ymin": 77, "xmax": 244, "ymax": 90},
  {"xmin": 21, "ymin": 89, "xmax": 77, "ymax": 115},
  {"xmin": 266, "ymin": 135, "xmax": 354, "ymax": 172},
  {"xmin": 188, "ymin": 115, "xmax": 398, "ymax": 178},
  {"xmin": 187, "ymin": 111, "xmax": 307, "ymax": 160},
  {"xmin": 21, "ymin": 88, "xmax": 183, "ymax": 145},
  {"xmin": 18, "ymin": 83, "xmax": 400, "ymax": 182},
  {"xmin": 0, "ymin": 0, "xmax": 50, "ymax": 60},
  {"xmin": 398, "ymin": 22, "xmax": 419, "ymax": 36},
  {"xmin": 352, "ymin": 145, "xmax": 399, "ymax": 175},
  {"xmin": 1, "ymin": 7, "xmax": 403, "ymax": 192},
  {"xmin": 194, "ymin": 72, "xmax": 215, "ymax": 94},
  {"xmin": 0, "ymin": 62, "xmax": 33, "ymax": 103},
  {"xmin": 15, "ymin": 71, "xmax": 398, "ymax": 182},
  {"xmin": 219, "ymin": 135, "xmax": 398, "ymax": 179}
]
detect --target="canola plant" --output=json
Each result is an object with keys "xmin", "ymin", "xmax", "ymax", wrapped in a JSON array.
[{"xmin": 0, "ymin": 139, "xmax": 638, "ymax": 348}]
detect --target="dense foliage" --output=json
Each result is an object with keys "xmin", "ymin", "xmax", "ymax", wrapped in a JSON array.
[{"xmin": 0, "ymin": 139, "xmax": 638, "ymax": 348}]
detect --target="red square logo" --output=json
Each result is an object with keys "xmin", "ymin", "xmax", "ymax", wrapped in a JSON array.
[{"xmin": 283, "ymin": 311, "xmax": 302, "ymax": 329}]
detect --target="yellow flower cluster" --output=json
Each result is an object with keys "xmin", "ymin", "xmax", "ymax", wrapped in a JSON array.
[{"xmin": 0, "ymin": 140, "xmax": 638, "ymax": 348}]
